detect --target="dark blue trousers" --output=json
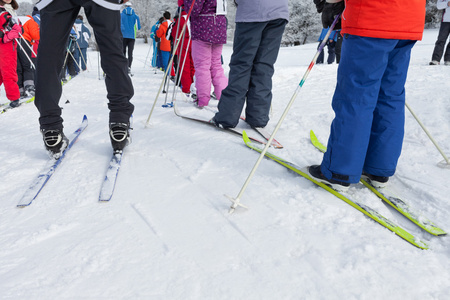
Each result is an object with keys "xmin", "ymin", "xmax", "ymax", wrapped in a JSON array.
[
  {"xmin": 321, "ymin": 35, "xmax": 416, "ymax": 183},
  {"xmin": 214, "ymin": 19, "xmax": 287, "ymax": 128}
]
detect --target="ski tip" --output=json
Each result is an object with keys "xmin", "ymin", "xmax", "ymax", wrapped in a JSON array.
[
  {"xmin": 82, "ymin": 115, "xmax": 88, "ymax": 122},
  {"xmin": 242, "ymin": 130, "xmax": 251, "ymax": 145}
]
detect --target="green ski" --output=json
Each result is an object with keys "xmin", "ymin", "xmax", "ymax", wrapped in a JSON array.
[
  {"xmin": 243, "ymin": 131, "xmax": 428, "ymax": 249},
  {"xmin": 309, "ymin": 130, "xmax": 446, "ymax": 236}
]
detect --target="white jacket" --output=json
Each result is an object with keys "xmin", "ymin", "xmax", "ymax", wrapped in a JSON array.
[{"xmin": 437, "ymin": 0, "xmax": 450, "ymax": 23}]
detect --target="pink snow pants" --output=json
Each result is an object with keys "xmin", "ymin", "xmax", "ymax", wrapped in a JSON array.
[{"xmin": 191, "ymin": 40, "xmax": 228, "ymax": 107}]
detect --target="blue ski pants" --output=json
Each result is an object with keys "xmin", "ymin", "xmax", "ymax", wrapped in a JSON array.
[{"xmin": 321, "ymin": 35, "xmax": 416, "ymax": 183}]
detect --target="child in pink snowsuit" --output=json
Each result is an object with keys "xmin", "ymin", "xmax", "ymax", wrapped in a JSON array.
[{"xmin": 183, "ymin": 0, "xmax": 227, "ymax": 107}]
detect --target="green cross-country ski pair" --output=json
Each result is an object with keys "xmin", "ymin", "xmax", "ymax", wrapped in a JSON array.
[
  {"xmin": 243, "ymin": 131, "xmax": 445, "ymax": 249},
  {"xmin": 309, "ymin": 130, "xmax": 446, "ymax": 237}
]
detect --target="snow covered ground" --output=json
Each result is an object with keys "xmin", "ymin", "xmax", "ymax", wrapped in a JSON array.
[{"xmin": 0, "ymin": 29, "xmax": 449, "ymax": 299}]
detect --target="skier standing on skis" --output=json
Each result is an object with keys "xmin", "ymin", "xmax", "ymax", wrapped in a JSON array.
[
  {"xmin": 183, "ymin": 0, "xmax": 228, "ymax": 108},
  {"xmin": 0, "ymin": 0, "xmax": 22, "ymax": 108},
  {"xmin": 308, "ymin": 0, "xmax": 426, "ymax": 190},
  {"xmin": 73, "ymin": 15, "xmax": 91, "ymax": 73},
  {"xmin": 156, "ymin": 11, "xmax": 172, "ymax": 72},
  {"xmin": 212, "ymin": 0, "xmax": 289, "ymax": 128},
  {"xmin": 34, "ymin": 0, "xmax": 134, "ymax": 158},
  {"xmin": 121, "ymin": 1, "xmax": 140, "ymax": 73}
]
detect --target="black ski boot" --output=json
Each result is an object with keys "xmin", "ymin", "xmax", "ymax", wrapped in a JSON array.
[
  {"xmin": 308, "ymin": 165, "xmax": 350, "ymax": 191},
  {"xmin": 361, "ymin": 172, "xmax": 389, "ymax": 188},
  {"xmin": 9, "ymin": 99, "xmax": 20, "ymax": 108},
  {"xmin": 109, "ymin": 122, "xmax": 131, "ymax": 153},
  {"xmin": 41, "ymin": 128, "xmax": 69, "ymax": 159}
]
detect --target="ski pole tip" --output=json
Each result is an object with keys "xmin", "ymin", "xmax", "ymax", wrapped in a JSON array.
[
  {"xmin": 437, "ymin": 159, "xmax": 450, "ymax": 169},
  {"xmin": 225, "ymin": 194, "xmax": 248, "ymax": 214}
]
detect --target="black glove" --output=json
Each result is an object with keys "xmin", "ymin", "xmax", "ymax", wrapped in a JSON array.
[{"xmin": 322, "ymin": 1, "xmax": 345, "ymax": 29}]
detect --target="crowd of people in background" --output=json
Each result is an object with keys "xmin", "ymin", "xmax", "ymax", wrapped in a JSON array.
[{"xmin": 0, "ymin": 0, "xmax": 93, "ymax": 108}]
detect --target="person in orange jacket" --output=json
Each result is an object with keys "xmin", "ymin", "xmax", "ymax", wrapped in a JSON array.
[
  {"xmin": 17, "ymin": 13, "xmax": 39, "ymax": 97},
  {"xmin": 309, "ymin": 0, "xmax": 426, "ymax": 190},
  {"xmin": 156, "ymin": 11, "xmax": 172, "ymax": 71}
]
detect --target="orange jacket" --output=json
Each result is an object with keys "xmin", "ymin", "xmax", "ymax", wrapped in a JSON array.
[
  {"xmin": 341, "ymin": 0, "xmax": 426, "ymax": 40},
  {"xmin": 156, "ymin": 19, "xmax": 171, "ymax": 52},
  {"xmin": 18, "ymin": 15, "xmax": 39, "ymax": 44}
]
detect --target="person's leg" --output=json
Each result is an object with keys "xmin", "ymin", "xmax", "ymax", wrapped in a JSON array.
[
  {"xmin": 81, "ymin": 47, "xmax": 87, "ymax": 70},
  {"xmin": 214, "ymin": 22, "xmax": 265, "ymax": 128},
  {"xmin": 431, "ymin": 22, "xmax": 450, "ymax": 62},
  {"xmin": 335, "ymin": 33, "xmax": 343, "ymax": 63},
  {"xmin": 161, "ymin": 50, "xmax": 170, "ymax": 71},
  {"xmin": 363, "ymin": 39, "xmax": 416, "ymax": 177},
  {"xmin": 327, "ymin": 41, "xmax": 336, "ymax": 64},
  {"xmin": 127, "ymin": 39, "xmax": 135, "ymax": 68},
  {"xmin": 317, "ymin": 41, "xmax": 324, "ymax": 64},
  {"xmin": 245, "ymin": 18, "xmax": 287, "ymax": 128},
  {"xmin": 83, "ymin": 2, "xmax": 134, "ymax": 124},
  {"xmin": 321, "ymin": 35, "xmax": 398, "ymax": 183},
  {"xmin": 35, "ymin": 1, "xmax": 79, "ymax": 130},
  {"xmin": 210, "ymin": 43, "xmax": 228, "ymax": 100},
  {"xmin": 16, "ymin": 46, "xmax": 24, "ymax": 95},
  {"xmin": 1, "ymin": 44, "xmax": 20, "ymax": 101},
  {"xmin": 73, "ymin": 47, "xmax": 81, "ymax": 73},
  {"xmin": 191, "ymin": 40, "xmax": 212, "ymax": 107},
  {"xmin": 179, "ymin": 44, "xmax": 193, "ymax": 93}
]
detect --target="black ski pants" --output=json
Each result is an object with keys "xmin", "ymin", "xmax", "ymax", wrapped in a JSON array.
[
  {"xmin": 123, "ymin": 38, "xmax": 135, "ymax": 68},
  {"xmin": 17, "ymin": 39, "xmax": 34, "ymax": 90},
  {"xmin": 431, "ymin": 22, "xmax": 450, "ymax": 63},
  {"xmin": 215, "ymin": 18, "xmax": 287, "ymax": 128},
  {"xmin": 35, "ymin": 0, "xmax": 134, "ymax": 130}
]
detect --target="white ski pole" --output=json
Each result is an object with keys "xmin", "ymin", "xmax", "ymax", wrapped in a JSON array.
[{"xmin": 405, "ymin": 101, "xmax": 449, "ymax": 167}]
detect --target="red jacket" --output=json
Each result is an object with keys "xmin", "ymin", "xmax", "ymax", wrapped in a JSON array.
[
  {"xmin": 171, "ymin": 12, "xmax": 190, "ymax": 55},
  {"xmin": 341, "ymin": 0, "xmax": 426, "ymax": 40},
  {"xmin": 0, "ymin": 8, "xmax": 20, "ymax": 101}
]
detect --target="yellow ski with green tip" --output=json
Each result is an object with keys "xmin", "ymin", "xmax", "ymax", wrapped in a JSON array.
[{"xmin": 243, "ymin": 131, "xmax": 428, "ymax": 249}]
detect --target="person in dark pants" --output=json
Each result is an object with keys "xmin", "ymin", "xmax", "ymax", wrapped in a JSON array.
[
  {"xmin": 34, "ymin": 0, "xmax": 134, "ymax": 157},
  {"xmin": 120, "ymin": 1, "xmax": 140, "ymax": 72},
  {"xmin": 430, "ymin": 0, "xmax": 450, "ymax": 65},
  {"xmin": 213, "ymin": 0, "xmax": 289, "ymax": 129}
]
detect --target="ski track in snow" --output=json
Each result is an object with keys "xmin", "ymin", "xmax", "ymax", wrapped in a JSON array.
[{"xmin": 0, "ymin": 29, "xmax": 450, "ymax": 299}]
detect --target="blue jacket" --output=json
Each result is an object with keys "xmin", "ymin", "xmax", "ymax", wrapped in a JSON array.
[
  {"xmin": 121, "ymin": 7, "xmax": 141, "ymax": 39},
  {"xmin": 74, "ymin": 19, "xmax": 91, "ymax": 49}
]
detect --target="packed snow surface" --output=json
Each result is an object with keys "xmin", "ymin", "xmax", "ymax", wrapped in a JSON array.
[{"xmin": 0, "ymin": 29, "xmax": 449, "ymax": 299}]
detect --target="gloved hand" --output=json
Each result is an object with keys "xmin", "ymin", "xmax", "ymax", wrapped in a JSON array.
[
  {"xmin": 322, "ymin": 1, "xmax": 345, "ymax": 29},
  {"xmin": 3, "ymin": 24, "xmax": 22, "ymax": 43}
]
